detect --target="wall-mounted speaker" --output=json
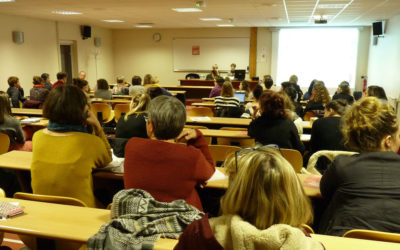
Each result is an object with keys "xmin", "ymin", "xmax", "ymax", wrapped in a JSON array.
[
  {"xmin": 372, "ymin": 21, "xmax": 385, "ymax": 36},
  {"xmin": 12, "ymin": 31, "xmax": 24, "ymax": 44},
  {"xmin": 81, "ymin": 25, "xmax": 91, "ymax": 40},
  {"xmin": 94, "ymin": 37, "xmax": 101, "ymax": 47}
]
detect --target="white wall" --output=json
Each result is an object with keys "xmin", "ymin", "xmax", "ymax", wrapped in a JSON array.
[
  {"xmin": 112, "ymin": 28, "xmax": 250, "ymax": 85},
  {"xmin": 368, "ymin": 14, "xmax": 400, "ymax": 99},
  {"xmin": 0, "ymin": 14, "xmax": 114, "ymax": 92}
]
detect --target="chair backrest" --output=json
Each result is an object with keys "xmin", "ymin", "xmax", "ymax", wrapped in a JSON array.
[
  {"xmin": 185, "ymin": 73, "xmax": 200, "ymax": 79},
  {"xmin": 280, "ymin": 148, "xmax": 303, "ymax": 173},
  {"xmin": 303, "ymin": 111, "xmax": 317, "ymax": 121},
  {"xmin": 114, "ymin": 104, "xmax": 131, "ymax": 122},
  {"xmin": 0, "ymin": 132, "xmax": 10, "ymax": 155},
  {"xmin": 208, "ymin": 145, "xmax": 241, "ymax": 166},
  {"xmin": 343, "ymin": 229, "xmax": 400, "ymax": 243},
  {"xmin": 0, "ymin": 188, "xmax": 5, "ymax": 198},
  {"xmin": 91, "ymin": 102, "xmax": 112, "ymax": 122},
  {"xmin": 188, "ymin": 107, "xmax": 215, "ymax": 117},
  {"xmin": 14, "ymin": 192, "xmax": 87, "ymax": 207}
]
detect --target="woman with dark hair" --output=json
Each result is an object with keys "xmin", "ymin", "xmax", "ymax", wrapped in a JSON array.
[
  {"xmin": 129, "ymin": 75, "xmax": 145, "ymax": 96},
  {"xmin": 303, "ymin": 80, "xmax": 316, "ymax": 101},
  {"xmin": 94, "ymin": 79, "xmax": 112, "ymax": 100},
  {"xmin": 319, "ymin": 97, "xmax": 400, "ymax": 236},
  {"xmin": 365, "ymin": 85, "xmax": 388, "ymax": 102},
  {"xmin": 332, "ymin": 81, "xmax": 354, "ymax": 105},
  {"xmin": 242, "ymin": 84, "xmax": 263, "ymax": 118},
  {"xmin": 238, "ymin": 80, "xmax": 250, "ymax": 98},
  {"xmin": 31, "ymin": 85, "xmax": 112, "ymax": 207},
  {"xmin": 248, "ymin": 91, "xmax": 304, "ymax": 154},
  {"xmin": 41, "ymin": 73, "xmax": 52, "ymax": 90},
  {"xmin": 284, "ymin": 85, "xmax": 303, "ymax": 117},
  {"xmin": 30, "ymin": 76, "xmax": 49, "ymax": 103}
]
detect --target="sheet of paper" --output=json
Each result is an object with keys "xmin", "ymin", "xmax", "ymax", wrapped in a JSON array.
[
  {"xmin": 207, "ymin": 168, "xmax": 228, "ymax": 182},
  {"xmin": 21, "ymin": 118, "xmax": 41, "ymax": 123},
  {"xmin": 189, "ymin": 116, "xmax": 211, "ymax": 121}
]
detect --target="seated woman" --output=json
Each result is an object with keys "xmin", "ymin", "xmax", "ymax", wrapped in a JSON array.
[
  {"xmin": 94, "ymin": 79, "xmax": 112, "ymax": 100},
  {"xmin": 129, "ymin": 75, "xmax": 145, "ymax": 96},
  {"xmin": 124, "ymin": 95, "xmax": 215, "ymax": 211},
  {"xmin": 115, "ymin": 93, "xmax": 150, "ymax": 139},
  {"xmin": 283, "ymin": 85, "xmax": 303, "ymax": 118},
  {"xmin": 112, "ymin": 76, "xmax": 129, "ymax": 95},
  {"xmin": 214, "ymin": 81, "xmax": 241, "ymax": 117},
  {"xmin": 7, "ymin": 76, "xmax": 25, "ymax": 108},
  {"xmin": 302, "ymin": 80, "xmax": 316, "ymax": 101},
  {"xmin": 304, "ymin": 81, "xmax": 331, "ymax": 117},
  {"xmin": 206, "ymin": 64, "xmax": 220, "ymax": 80},
  {"xmin": 241, "ymin": 84, "xmax": 263, "ymax": 118},
  {"xmin": 332, "ymin": 81, "xmax": 354, "ymax": 105},
  {"xmin": 175, "ymin": 148, "xmax": 323, "ymax": 250},
  {"xmin": 238, "ymin": 80, "xmax": 250, "ymax": 98},
  {"xmin": 282, "ymin": 90, "xmax": 303, "ymax": 135},
  {"xmin": 318, "ymin": 97, "xmax": 400, "ymax": 236},
  {"xmin": 249, "ymin": 91, "xmax": 305, "ymax": 154},
  {"xmin": 31, "ymin": 85, "xmax": 112, "ymax": 208},
  {"xmin": 29, "ymin": 76, "xmax": 49, "ymax": 103},
  {"xmin": 365, "ymin": 85, "xmax": 388, "ymax": 102}
]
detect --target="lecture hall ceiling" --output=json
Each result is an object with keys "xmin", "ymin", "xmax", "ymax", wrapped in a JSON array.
[{"xmin": 0, "ymin": 0, "xmax": 399, "ymax": 29}]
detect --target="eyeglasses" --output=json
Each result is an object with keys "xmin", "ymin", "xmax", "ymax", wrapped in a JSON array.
[{"xmin": 234, "ymin": 144, "xmax": 282, "ymax": 172}]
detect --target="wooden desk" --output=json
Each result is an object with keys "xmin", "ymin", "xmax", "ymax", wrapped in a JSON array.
[
  {"xmin": 164, "ymin": 86, "xmax": 213, "ymax": 99},
  {"xmin": 91, "ymin": 98, "xmax": 131, "ymax": 104},
  {"xmin": 11, "ymin": 108, "xmax": 43, "ymax": 116},
  {"xmin": 192, "ymin": 102, "xmax": 215, "ymax": 108},
  {"xmin": 186, "ymin": 116, "xmax": 251, "ymax": 127},
  {"xmin": 202, "ymin": 97, "xmax": 254, "ymax": 103},
  {"xmin": 200, "ymin": 129, "xmax": 310, "ymax": 142},
  {"xmin": 20, "ymin": 118, "xmax": 49, "ymax": 127},
  {"xmin": 0, "ymin": 150, "xmax": 32, "ymax": 171},
  {"xmin": 180, "ymin": 79, "xmax": 259, "ymax": 90}
]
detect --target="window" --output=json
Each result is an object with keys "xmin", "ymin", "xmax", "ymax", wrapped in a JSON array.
[{"xmin": 276, "ymin": 28, "xmax": 359, "ymax": 89}]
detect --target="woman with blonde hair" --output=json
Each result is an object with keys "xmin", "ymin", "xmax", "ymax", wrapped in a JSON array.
[
  {"xmin": 115, "ymin": 93, "xmax": 150, "ymax": 139},
  {"xmin": 318, "ymin": 97, "xmax": 400, "ymax": 236},
  {"xmin": 304, "ymin": 81, "xmax": 331, "ymax": 117},
  {"xmin": 175, "ymin": 147, "xmax": 323, "ymax": 249},
  {"xmin": 214, "ymin": 81, "xmax": 241, "ymax": 117}
]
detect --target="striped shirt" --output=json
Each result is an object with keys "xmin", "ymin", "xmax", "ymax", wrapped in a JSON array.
[{"xmin": 214, "ymin": 96, "xmax": 240, "ymax": 110}]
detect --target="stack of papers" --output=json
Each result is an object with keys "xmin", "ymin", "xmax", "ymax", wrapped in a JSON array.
[
  {"xmin": 21, "ymin": 118, "xmax": 41, "ymax": 124},
  {"xmin": 190, "ymin": 116, "xmax": 211, "ymax": 121}
]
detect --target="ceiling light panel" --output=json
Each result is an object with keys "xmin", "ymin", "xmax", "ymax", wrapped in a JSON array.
[
  {"xmin": 52, "ymin": 10, "xmax": 82, "ymax": 15},
  {"xmin": 172, "ymin": 8, "xmax": 202, "ymax": 13},
  {"xmin": 102, "ymin": 19, "xmax": 125, "ymax": 23},
  {"xmin": 200, "ymin": 18, "xmax": 222, "ymax": 21}
]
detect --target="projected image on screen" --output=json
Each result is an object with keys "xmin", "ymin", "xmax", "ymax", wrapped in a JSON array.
[{"xmin": 276, "ymin": 28, "xmax": 359, "ymax": 89}]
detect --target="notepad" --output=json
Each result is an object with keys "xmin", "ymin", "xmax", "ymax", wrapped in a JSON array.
[
  {"xmin": 207, "ymin": 169, "xmax": 228, "ymax": 182},
  {"xmin": 21, "ymin": 118, "xmax": 41, "ymax": 124},
  {"xmin": 190, "ymin": 116, "xmax": 211, "ymax": 121},
  {"xmin": 0, "ymin": 202, "xmax": 24, "ymax": 219}
]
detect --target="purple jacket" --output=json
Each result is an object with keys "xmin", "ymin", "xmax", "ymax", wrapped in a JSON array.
[{"xmin": 209, "ymin": 86, "xmax": 221, "ymax": 98}]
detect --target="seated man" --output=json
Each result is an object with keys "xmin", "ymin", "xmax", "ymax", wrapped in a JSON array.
[
  {"xmin": 209, "ymin": 77, "xmax": 224, "ymax": 98},
  {"xmin": 124, "ymin": 95, "xmax": 215, "ymax": 211}
]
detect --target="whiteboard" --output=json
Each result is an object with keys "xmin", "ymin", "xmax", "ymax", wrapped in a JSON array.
[{"xmin": 172, "ymin": 37, "xmax": 250, "ymax": 72}]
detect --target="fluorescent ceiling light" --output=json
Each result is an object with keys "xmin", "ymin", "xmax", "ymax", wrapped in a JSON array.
[
  {"xmin": 217, "ymin": 24, "xmax": 234, "ymax": 27},
  {"xmin": 52, "ymin": 10, "xmax": 82, "ymax": 15},
  {"xmin": 135, "ymin": 24, "xmax": 153, "ymax": 28},
  {"xmin": 200, "ymin": 18, "xmax": 222, "ymax": 21},
  {"xmin": 102, "ymin": 19, "xmax": 125, "ymax": 23},
  {"xmin": 0, "ymin": 0, "xmax": 15, "ymax": 2},
  {"xmin": 172, "ymin": 8, "xmax": 202, "ymax": 13},
  {"xmin": 318, "ymin": 4, "xmax": 347, "ymax": 9}
]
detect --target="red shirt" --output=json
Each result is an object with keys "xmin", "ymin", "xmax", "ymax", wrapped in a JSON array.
[
  {"xmin": 124, "ymin": 131, "xmax": 215, "ymax": 211},
  {"xmin": 50, "ymin": 80, "xmax": 64, "ymax": 91}
]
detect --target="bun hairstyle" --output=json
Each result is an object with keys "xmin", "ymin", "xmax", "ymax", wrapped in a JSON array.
[
  {"xmin": 124, "ymin": 93, "xmax": 151, "ymax": 120},
  {"xmin": 259, "ymin": 91, "xmax": 289, "ymax": 119},
  {"xmin": 342, "ymin": 97, "xmax": 398, "ymax": 152},
  {"xmin": 325, "ymin": 99, "xmax": 348, "ymax": 116}
]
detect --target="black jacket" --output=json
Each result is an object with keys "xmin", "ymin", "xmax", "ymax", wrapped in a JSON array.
[
  {"xmin": 318, "ymin": 152, "xmax": 400, "ymax": 236},
  {"xmin": 332, "ymin": 93, "xmax": 354, "ymax": 105},
  {"xmin": 310, "ymin": 116, "xmax": 347, "ymax": 153},
  {"xmin": 248, "ymin": 116, "xmax": 305, "ymax": 154}
]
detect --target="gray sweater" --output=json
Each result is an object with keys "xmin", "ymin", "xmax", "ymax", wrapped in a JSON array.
[{"xmin": 0, "ymin": 117, "xmax": 25, "ymax": 145}]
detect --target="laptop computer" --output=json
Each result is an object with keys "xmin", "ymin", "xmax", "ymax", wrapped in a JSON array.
[{"xmin": 234, "ymin": 92, "xmax": 246, "ymax": 104}]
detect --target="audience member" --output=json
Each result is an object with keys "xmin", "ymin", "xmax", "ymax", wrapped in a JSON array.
[
  {"xmin": 303, "ymin": 80, "xmax": 316, "ymax": 101},
  {"xmin": 6, "ymin": 76, "xmax": 25, "ymax": 108},
  {"xmin": 124, "ymin": 95, "xmax": 215, "ymax": 211},
  {"xmin": 30, "ymin": 76, "xmax": 49, "ymax": 103},
  {"xmin": 129, "ymin": 75, "xmax": 145, "ymax": 96},
  {"xmin": 365, "ymin": 85, "xmax": 388, "ymax": 102},
  {"xmin": 41, "ymin": 73, "xmax": 52, "ymax": 90},
  {"xmin": 176, "ymin": 147, "xmax": 323, "ymax": 250},
  {"xmin": 288, "ymin": 74, "xmax": 303, "ymax": 102},
  {"xmin": 238, "ymin": 80, "xmax": 250, "ymax": 98},
  {"xmin": 113, "ymin": 76, "xmax": 129, "ymax": 95},
  {"xmin": 147, "ymin": 87, "xmax": 164, "ymax": 99},
  {"xmin": 282, "ymin": 91, "xmax": 304, "ymax": 134},
  {"xmin": 263, "ymin": 75, "xmax": 274, "ymax": 90},
  {"xmin": 116, "ymin": 93, "xmax": 150, "ymax": 139},
  {"xmin": 283, "ymin": 85, "xmax": 303, "ymax": 117},
  {"xmin": 304, "ymin": 81, "xmax": 331, "ymax": 117},
  {"xmin": 50, "ymin": 72, "xmax": 67, "ymax": 90},
  {"xmin": 94, "ymin": 79, "xmax": 112, "ymax": 100},
  {"xmin": 31, "ymin": 85, "xmax": 112, "ymax": 207},
  {"xmin": 248, "ymin": 91, "xmax": 305, "ymax": 154},
  {"xmin": 72, "ymin": 78, "xmax": 89, "ymax": 93},
  {"xmin": 332, "ymin": 81, "xmax": 354, "ymax": 105},
  {"xmin": 143, "ymin": 74, "xmax": 152, "ymax": 85},
  {"xmin": 242, "ymin": 84, "xmax": 263, "ymax": 118},
  {"xmin": 318, "ymin": 97, "xmax": 400, "ymax": 236},
  {"xmin": 78, "ymin": 70, "xmax": 86, "ymax": 80},
  {"xmin": 209, "ymin": 77, "xmax": 224, "ymax": 98},
  {"xmin": 214, "ymin": 81, "xmax": 241, "ymax": 117}
]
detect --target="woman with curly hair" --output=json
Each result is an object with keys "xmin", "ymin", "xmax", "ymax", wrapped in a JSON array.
[
  {"xmin": 248, "ymin": 91, "xmax": 304, "ymax": 154},
  {"xmin": 318, "ymin": 97, "xmax": 400, "ymax": 236},
  {"xmin": 304, "ymin": 81, "xmax": 331, "ymax": 117}
]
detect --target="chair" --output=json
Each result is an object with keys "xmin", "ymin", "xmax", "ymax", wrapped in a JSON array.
[
  {"xmin": 302, "ymin": 224, "xmax": 314, "ymax": 234},
  {"xmin": 185, "ymin": 73, "xmax": 200, "ymax": 79},
  {"xmin": 91, "ymin": 102, "xmax": 114, "ymax": 124},
  {"xmin": 0, "ymin": 188, "xmax": 4, "ymax": 245},
  {"xmin": 13, "ymin": 192, "xmax": 86, "ymax": 250},
  {"xmin": 114, "ymin": 103, "xmax": 130, "ymax": 122},
  {"xmin": 188, "ymin": 107, "xmax": 214, "ymax": 117},
  {"xmin": 0, "ymin": 132, "xmax": 10, "ymax": 154},
  {"xmin": 280, "ymin": 148, "xmax": 303, "ymax": 173},
  {"xmin": 208, "ymin": 145, "xmax": 241, "ymax": 166},
  {"xmin": 303, "ymin": 111, "xmax": 317, "ymax": 121},
  {"xmin": 343, "ymin": 229, "xmax": 400, "ymax": 243},
  {"xmin": 217, "ymin": 127, "xmax": 255, "ymax": 148}
]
